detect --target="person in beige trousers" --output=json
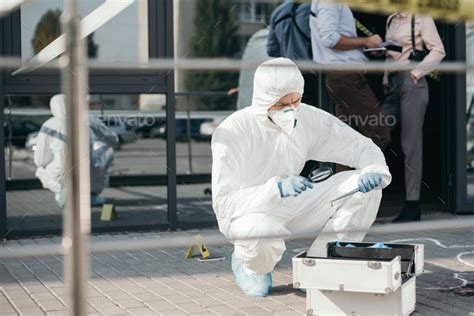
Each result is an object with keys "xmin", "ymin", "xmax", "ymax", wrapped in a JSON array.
[{"xmin": 382, "ymin": 13, "xmax": 445, "ymax": 222}]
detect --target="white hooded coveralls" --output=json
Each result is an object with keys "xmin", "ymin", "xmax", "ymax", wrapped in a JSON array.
[
  {"xmin": 35, "ymin": 94, "xmax": 118, "ymax": 200},
  {"xmin": 211, "ymin": 58, "xmax": 392, "ymax": 275}
]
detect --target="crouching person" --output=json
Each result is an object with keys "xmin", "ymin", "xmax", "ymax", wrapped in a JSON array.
[{"xmin": 211, "ymin": 58, "xmax": 392, "ymax": 297}]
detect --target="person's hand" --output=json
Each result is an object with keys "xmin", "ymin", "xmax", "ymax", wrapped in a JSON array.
[
  {"xmin": 278, "ymin": 175, "xmax": 314, "ymax": 197},
  {"xmin": 358, "ymin": 173, "xmax": 383, "ymax": 193},
  {"xmin": 365, "ymin": 35, "xmax": 383, "ymax": 49},
  {"xmin": 410, "ymin": 73, "xmax": 418, "ymax": 85},
  {"xmin": 227, "ymin": 87, "xmax": 239, "ymax": 96}
]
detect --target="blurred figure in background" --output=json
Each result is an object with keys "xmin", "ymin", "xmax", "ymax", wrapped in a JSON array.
[
  {"xmin": 382, "ymin": 13, "xmax": 445, "ymax": 222},
  {"xmin": 34, "ymin": 94, "xmax": 119, "ymax": 208},
  {"xmin": 310, "ymin": 0, "xmax": 391, "ymax": 163},
  {"xmin": 232, "ymin": 28, "xmax": 271, "ymax": 110}
]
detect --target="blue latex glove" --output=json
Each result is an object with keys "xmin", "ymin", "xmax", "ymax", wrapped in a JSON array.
[
  {"xmin": 231, "ymin": 252, "xmax": 272, "ymax": 297},
  {"xmin": 278, "ymin": 175, "xmax": 314, "ymax": 197},
  {"xmin": 368, "ymin": 242, "xmax": 391, "ymax": 249},
  {"xmin": 336, "ymin": 242, "xmax": 356, "ymax": 248},
  {"xmin": 358, "ymin": 173, "xmax": 383, "ymax": 193}
]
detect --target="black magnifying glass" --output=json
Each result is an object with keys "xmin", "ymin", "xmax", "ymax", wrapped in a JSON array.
[{"xmin": 307, "ymin": 166, "xmax": 333, "ymax": 183}]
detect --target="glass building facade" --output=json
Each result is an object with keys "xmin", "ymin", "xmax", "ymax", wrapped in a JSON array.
[{"xmin": 0, "ymin": 0, "xmax": 471, "ymax": 238}]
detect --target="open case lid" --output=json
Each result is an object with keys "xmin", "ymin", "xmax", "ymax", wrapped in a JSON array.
[{"xmin": 325, "ymin": 242, "xmax": 424, "ymax": 276}]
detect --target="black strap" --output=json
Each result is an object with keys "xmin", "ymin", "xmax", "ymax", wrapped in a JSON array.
[
  {"xmin": 290, "ymin": 4, "xmax": 311, "ymax": 42},
  {"xmin": 411, "ymin": 15, "xmax": 416, "ymax": 53},
  {"xmin": 387, "ymin": 15, "xmax": 395, "ymax": 30},
  {"xmin": 273, "ymin": 3, "xmax": 300, "ymax": 26}
]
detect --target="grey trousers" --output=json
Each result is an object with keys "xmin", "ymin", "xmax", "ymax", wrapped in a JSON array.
[{"xmin": 382, "ymin": 72, "xmax": 429, "ymax": 201}]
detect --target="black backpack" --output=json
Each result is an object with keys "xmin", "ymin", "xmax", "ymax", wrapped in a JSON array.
[{"xmin": 272, "ymin": 2, "xmax": 316, "ymax": 60}]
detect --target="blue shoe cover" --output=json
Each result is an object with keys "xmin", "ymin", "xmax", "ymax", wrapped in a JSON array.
[
  {"xmin": 368, "ymin": 242, "xmax": 391, "ymax": 249},
  {"xmin": 91, "ymin": 194, "xmax": 105, "ymax": 207},
  {"xmin": 231, "ymin": 252, "xmax": 272, "ymax": 297}
]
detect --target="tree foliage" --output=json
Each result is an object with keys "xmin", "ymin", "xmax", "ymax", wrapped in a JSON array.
[
  {"xmin": 32, "ymin": 9, "xmax": 98, "ymax": 57},
  {"xmin": 185, "ymin": 0, "xmax": 240, "ymax": 111}
]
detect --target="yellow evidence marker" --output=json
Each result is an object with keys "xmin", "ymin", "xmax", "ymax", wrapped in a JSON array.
[
  {"xmin": 100, "ymin": 204, "xmax": 117, "ymax": 221},
  {"xmin": 186, "ymin": 234, "xmax": 210, "ymax": 259}
]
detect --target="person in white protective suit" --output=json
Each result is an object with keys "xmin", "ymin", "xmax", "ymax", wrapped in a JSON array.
[
  {"xmin": 211, "ymin": 58, "xmax": 392, "ymax": 297},
  {"xmin": 34, "ymin": 94, "xmax": 119, "ymax": 208}
]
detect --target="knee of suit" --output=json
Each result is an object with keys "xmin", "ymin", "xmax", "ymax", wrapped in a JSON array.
[
  {"xmin": 355, "ymin": 189, "xmax": 382, "ymax": 228},
  {"xmin": 234, "ymin": 238, "xmax": 286, "ymax": 275},
  {"xmin": 226, "ymin": 213, "xmax": 290, "ymax": 240}
]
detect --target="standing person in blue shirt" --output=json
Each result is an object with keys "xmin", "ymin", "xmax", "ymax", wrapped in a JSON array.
[
  {"xmin": 267, "ymin": 1, "xmax": 318, "ymax": 108},
  {"xmin": 310, "ymin": 0, "xmax": 391, "ymax": 169}
]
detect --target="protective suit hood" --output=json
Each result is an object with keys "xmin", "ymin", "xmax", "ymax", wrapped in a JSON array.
[
  {"xmin": 50, "ymin": 94, "xmax": 67, "ymax": 119},
  {"xmin": 249, "ymin": 58, "xmax": 304, "ymax": 120}
]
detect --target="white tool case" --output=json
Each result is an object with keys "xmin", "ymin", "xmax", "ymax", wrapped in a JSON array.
[{"xmin": 292, "ymin": 242, "xmax": 424, "ymax": 316}]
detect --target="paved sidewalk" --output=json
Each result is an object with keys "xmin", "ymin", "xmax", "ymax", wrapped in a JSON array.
[{"xmin": 1, "ymin": 226, "xmax": 473, "ymax": 315}]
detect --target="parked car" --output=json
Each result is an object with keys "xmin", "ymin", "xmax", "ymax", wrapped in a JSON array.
[
  {"xmin": 152, "ymin": 118, "xmax": 213, "ymax": 141},
  {"xmin": 100, "ymin": 118, "xmax": 137, "ymax": 145},
  {"xmin": 133, "ymin": 117, "xmax": 167, "ymax": 138}
]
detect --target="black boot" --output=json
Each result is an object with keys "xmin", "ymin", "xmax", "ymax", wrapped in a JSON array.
[{"xmin": 392, "ymin": 201, "xmax": 421, "ymax": 223}]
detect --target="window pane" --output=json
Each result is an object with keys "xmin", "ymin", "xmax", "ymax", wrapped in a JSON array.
[
  {"xmin": 4, "ymin": 93, "xmax": 168, "ymax": 235},
  {"xmin": 467, "ymin": 23, "xmax": 474, "ymax": 198},
  {"xmin": 20, "ymin": 0, "xmax": 148, "ymax": 63}
]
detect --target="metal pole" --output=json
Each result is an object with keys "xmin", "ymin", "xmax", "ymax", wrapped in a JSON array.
[
  {"xmin": 0, "ymin": 57, "xmax": 7, "ymax": 240},
  {"xmin": 186, "ymin": 95, "xmax": 193, "ymax": 174},
  {"xmin": 166, "ymin": 0, "xmax": 177, "ymax": 230},
  {"xmin": 61, "ymin": 0, "xmax": 90, "ymax": 315},
  {"xmin": 7, "ymin": 99, "xmax": 12, "ymax": 179}
]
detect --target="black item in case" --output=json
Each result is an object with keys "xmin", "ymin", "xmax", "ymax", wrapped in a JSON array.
[{"xmin": 326, "ymin": 242, "xmax": 417, "ymax": 275}]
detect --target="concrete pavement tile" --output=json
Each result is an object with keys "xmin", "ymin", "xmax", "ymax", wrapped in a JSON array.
[
  {"xmin": 46, "ymin": 311, "xmax": 68, "ymax": 316},
  {"xmin": 174, "ymin": 302, "xmax": 208, "ymax": 314},
  {"xmin": 207, "ymin": 305, "xmax": 241, "ymax": 315},
  {"xmin": 103, "ymin": 290, "xmax": 133, "ymax": 300},
  {"xmin": 131, "ymin": 291, "xmax": 160, "ymax": 301},
  {"xmin": 115, "ymin": 298, "xmax": 147, "ymax": 309},
  {"xmin": 9, "ymin": 296, "xmax": 39, "ymax": 308},
  {"xmin": 146, "ymin": 300, "xmax": 180, "ymax": 312},
  {"xmin": 239, "ymin": 307, "xmax": 275, "ymax": 315},
  {"xmin": 206, "ymin": 291, "xmax": 236, "ymax": 301},
  {"xmin": 86, "ymin": 297, "xmax": 117, "ymax": 307},
  {"xmin": 274, "ymin": 309, "xmax": 303, "ymax": 315},
  {"xmin": 255, "ymin": 300, "xmax": 290, "ymax": 311},
  {"xmin": 31, "ymin": 292, "xmax": 57, "ymax": 301},
  {"xmin": 187, "ymin": 296, "xmax": 221, "ymax": 307},
  {"xmin": 38, "ymin": 299, "xmax": 66, "ymax": 312},
  {"xmin": 160, "ymin": 294, "xmax": 191, "ymax": 304},
  {"xmin": 178, "ymin": 289, "xmax": 206, "ymax": 298},
  {"xmin": 127, "ymin": 307, "xmax": 158, "ymax": 316},
  {"xmin": 162, "ymin": 311, "xmax": 188, "ymax": 316},
  {"xmin": 16, "ymin": 306, "xmax": 45, "ymax": 315},
  {"xmin": 94, "ymin": 305, "xmax": 127, "ymax": 315},
  {"xmin": 285, "ymin": 303, "xmax": 306, "ymax": 313},
  {"xmin": 24, "ymin": 284, "xmax": 50, "ymax": 294}
]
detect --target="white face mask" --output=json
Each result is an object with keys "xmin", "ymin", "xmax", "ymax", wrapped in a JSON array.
[{"xmin": 268, "ymin": 106, "xmax": 298, "ymax": 134}]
